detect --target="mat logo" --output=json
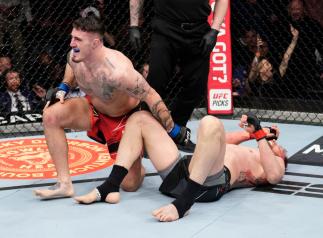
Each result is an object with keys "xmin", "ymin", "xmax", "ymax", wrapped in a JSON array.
[
  {"xmin": 253, "ymin": 180, "xmax": 323, "ymax": 199},
  {"xmin": 0, "ymin": 138, "xmax": 114, "ymax": 179},
  {"xmin": 303, "ymin": 144, "xmax": 323, "ymax": 155},
  {"xmin": 288, "ymin": 136, "xmax": 323, "ymax": 166}
]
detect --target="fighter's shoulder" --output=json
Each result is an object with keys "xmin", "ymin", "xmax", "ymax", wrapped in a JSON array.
[
  {"xmin": 106, "ymin": 47, "xmax": 131, "ymax": 63},
  {"xmin": 105, "ymin": 49, "xmax": 132, "ymax": 72}
]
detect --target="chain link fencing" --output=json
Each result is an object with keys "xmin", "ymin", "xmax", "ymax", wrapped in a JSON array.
[
  {"xmin": 231, "ymin": 0, "xmax": 323, "ymax": 125},
  {"xmin": 0, "ymin": 0, "xmax": 322, "ymax": 137}
]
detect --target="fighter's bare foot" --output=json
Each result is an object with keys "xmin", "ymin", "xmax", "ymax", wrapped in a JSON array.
[
  {"xmin": 152, "ymin": 204, "xmax": 188, "ymax": 222},
  {"xmin": 33, "ymin": 182, "xmax": 74, "ymax": 199},
  {"xmin": 74, "ymin": 189, "xmax": 120, "ymax": 204}
]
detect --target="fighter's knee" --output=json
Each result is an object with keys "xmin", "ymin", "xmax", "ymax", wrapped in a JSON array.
[
  {"xmin": 121, "ymin": 165, "xmax": 145, "ymax": 192},
  {"xmin": 127, "ymin": 111, "xmax": 154, "ymax": 127},
  {"xmin": 199, "ymin": 116, "xmax": 223, "ymax": 137},
  {"xmin": 121, "ymin": 179, "xmax": 142, "ymax": 192},
  {"xmin": 42, "ymin": 107, "xmax": 60, "ymax": 127},
  {"xmin": 200, "ymin": 115, "xmax": 222, "ymax": 131}
]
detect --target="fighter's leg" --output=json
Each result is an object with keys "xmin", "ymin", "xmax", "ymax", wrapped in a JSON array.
[
  {"xmin": 120, "ymin": 158, "xmax": 145, "ymax": 192},
  {"xmin": 170, "ymin": 50, "xmax": 209, "ymax": 126},
  {"xmin": 147, "ymin": 33, "xmax": 177, "ymax": 99},
  {"xmin": 188, "ymin": 116, "xmax": 226, "ymax": 181},
  {"xmin": 153, "ymin": 116, "xmax": 226, "ymax": 222},
  {"xmin": 34, "ymin": 98, "xmax": 91, "ymax": 199},
  {"xmin": 74, "ymin": 111, "xmax": 179, "ymax": 204}
]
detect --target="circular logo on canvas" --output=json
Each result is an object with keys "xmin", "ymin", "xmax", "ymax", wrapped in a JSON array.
[{"xmin": 0, "ymin": 138, "xmax": 114, "ymax": 179}]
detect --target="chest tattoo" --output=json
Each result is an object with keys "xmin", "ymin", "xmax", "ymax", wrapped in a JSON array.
[{"xmin": 100, "ymin": 76, "xmax": 121, "ymax": 99}]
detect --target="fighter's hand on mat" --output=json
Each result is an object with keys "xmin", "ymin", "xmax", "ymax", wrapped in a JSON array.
[
  {"xmin": 199, "ymin": 28, "xmax": 219, "ymax": 56},
  {"xmin": 129, "ymin": 26, "xmax": 141, "ymax": 51},
  {"xmin": 169, "ymin": 124, "xmax": 191, "ymax": 146}
]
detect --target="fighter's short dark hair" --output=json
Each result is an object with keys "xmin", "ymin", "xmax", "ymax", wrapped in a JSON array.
[{"xmin": 72, "ymin": 15, "xmax": 105, "ymax": 38}]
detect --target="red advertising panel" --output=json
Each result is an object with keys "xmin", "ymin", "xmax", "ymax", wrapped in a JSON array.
[{"xmin": 207, "ymin": 0, "xmax": 232, "ymax": 114}]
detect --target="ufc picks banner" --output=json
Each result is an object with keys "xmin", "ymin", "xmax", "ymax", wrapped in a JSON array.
[{"xmin": 207, "ymin": 0, "xmax": 232, "ymax": 115}]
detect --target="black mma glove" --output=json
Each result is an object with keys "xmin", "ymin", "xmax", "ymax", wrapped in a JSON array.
[
  {"xmin": 168, "ymin": 124, "xmax": 191, "ymax": 146},
  {"xmin": 45, "ymin": 82, "xmax": 70, "ymax": 106},
  {"xmin": 246, "ymin": 112, "xmax": 266, "ymax": 141},
  {"xmin": 199, "ymin": 28, "xmax": 219, "ymax": 56},
  {"xmin": 263, "ymin": 126, "xmax": 278, "ymax": 141},
  {"xmin": 45, "ymin": 88, "xmax": 59, "ymax": 106},
  {"xmin": 129, "ymin": 26, "xmax": 141, "ymax": 51}
]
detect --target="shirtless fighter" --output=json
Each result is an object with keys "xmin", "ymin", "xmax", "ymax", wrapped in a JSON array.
[
  {"xmin": 74, "ymin": 112, "xmax": 287, "ymax": 222},
  {"xmin": 33, "ymin": 15, "xmax": 190, "ymax": 199}
]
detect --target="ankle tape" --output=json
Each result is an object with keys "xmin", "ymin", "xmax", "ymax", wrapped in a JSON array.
[
  {"xmin": 96, "ymin": 180, "xmax": 120, "ymax": 202},
  {"xmin": 96, "ymin": 165, "xmax": 128, "ymax": 202},
  {"xmin": 172, "ymin": 198, "xmax": 192, "ymax": 218},
  {"xmin": 172, "ymin": 178, "xmax": 203, "ymax": 218}
]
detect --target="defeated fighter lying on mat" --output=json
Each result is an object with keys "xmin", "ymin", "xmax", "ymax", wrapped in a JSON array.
[{"xmin": 75, "ymin": 112, "xmax": 287, "ymax": 222}]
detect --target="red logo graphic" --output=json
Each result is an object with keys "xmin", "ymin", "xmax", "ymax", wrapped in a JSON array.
[{"xmin": 0, "ymin": 138, "xmax": 114, "ymax": 179}]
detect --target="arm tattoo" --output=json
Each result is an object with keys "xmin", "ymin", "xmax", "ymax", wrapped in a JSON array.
[
  {"xmin": 151, "ymin": 100, "xmax": 164, "ymax": 118},
  {"xmin": 130, "ymin": 0, "xmax": 144, "ymax": 25},
  {"xmin": 126, "ymin": 75, "xmax": 149, "ymax": 99},
  {"xmin": 160, "ymin": 111, "xmax": 173, "ymax": 129},
  {"xmin": 151, "ymin": 100, "xmax": 173, "ymax": 129}
]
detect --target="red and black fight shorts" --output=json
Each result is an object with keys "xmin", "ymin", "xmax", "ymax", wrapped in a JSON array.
[{"xmin": 86, "ymin": 96, "xmax": 141, "ymax": 160}]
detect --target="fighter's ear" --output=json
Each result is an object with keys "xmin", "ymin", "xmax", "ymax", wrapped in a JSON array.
[{"xmin": 92, "ymin": 38, "xmax": 101, "ymax": 49}]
